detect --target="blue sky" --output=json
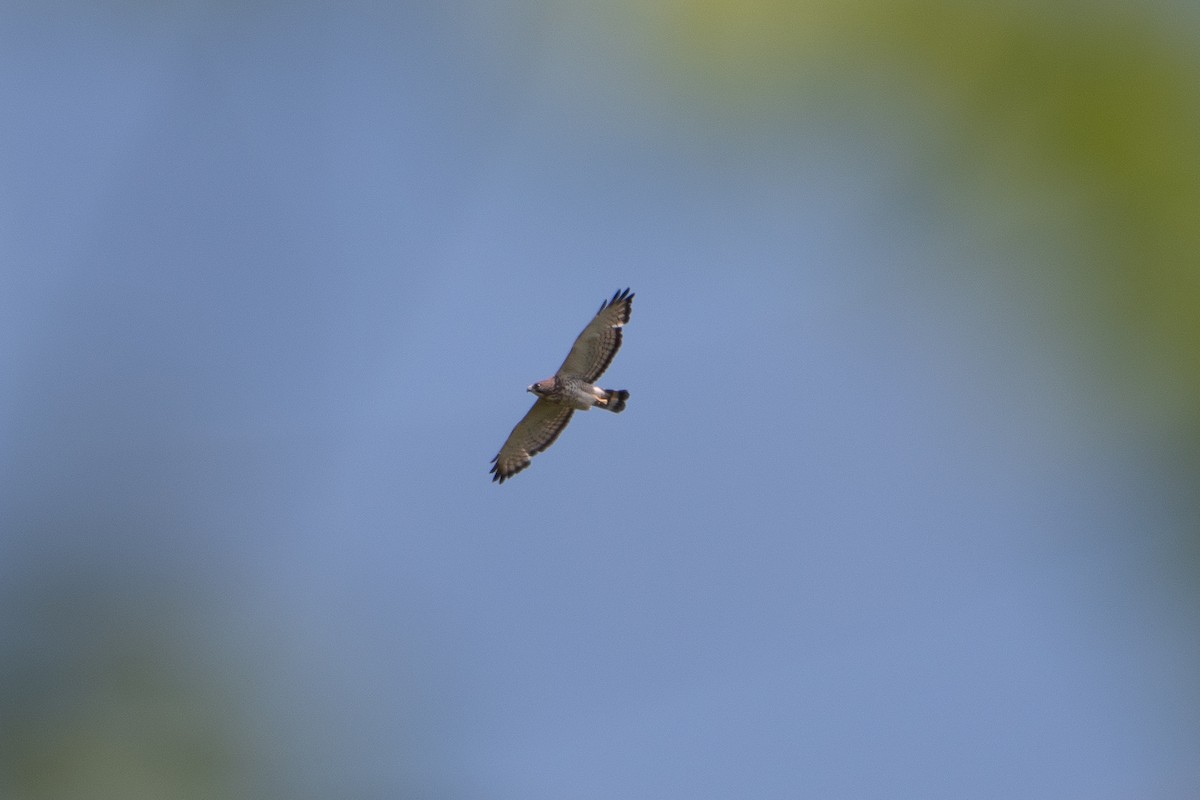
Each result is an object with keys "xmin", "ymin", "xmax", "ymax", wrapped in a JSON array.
[{"xmin": 3, "ymin": 3, "xmax": 1199, "ymax": 798}]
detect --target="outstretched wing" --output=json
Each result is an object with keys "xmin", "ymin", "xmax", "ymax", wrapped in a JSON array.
[
  {"xmin": 556, "ymin": 288, "xmax": 634, "ymax": 383},
  {"xmin": 490, "ymin": 399, "xmax": 575, "ymax": 483}
]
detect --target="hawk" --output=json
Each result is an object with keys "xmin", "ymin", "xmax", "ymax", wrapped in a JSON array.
[{"xmin": 490, "ymin": 288, "xmax": 634, "ymax": 483}]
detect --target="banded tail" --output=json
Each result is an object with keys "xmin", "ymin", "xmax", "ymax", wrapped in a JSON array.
[{"xmin": 601, "ymin": 389, "xmax": 629, "ymax": 413}]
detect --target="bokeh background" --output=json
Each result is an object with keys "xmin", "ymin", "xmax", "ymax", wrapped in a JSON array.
[{"xmin": 4, "ymin": 2, "xmax": 1200, "ymax": 797}]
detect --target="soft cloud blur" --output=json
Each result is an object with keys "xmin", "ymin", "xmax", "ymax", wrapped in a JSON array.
[{"xmin": 3, "ymin": 2, "xmax": 1199, "ymax": 798}]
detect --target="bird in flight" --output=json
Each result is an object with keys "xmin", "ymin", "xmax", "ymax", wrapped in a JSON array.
[{"xmin": 490, "ymin": 288, "xmax": 634, "ymax": 483}]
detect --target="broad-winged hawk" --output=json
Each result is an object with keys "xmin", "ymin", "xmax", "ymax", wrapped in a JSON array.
[{"xmin": 490, "ymin": 288, "xmax": 633, "ymax": 483}]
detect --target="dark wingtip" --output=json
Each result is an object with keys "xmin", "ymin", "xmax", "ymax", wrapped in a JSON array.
[
  {"xmin": 599, "ymin": 287, "xmax": 634, "ymax": 312},
  {"xmin": 489, "ymin": 456, "xmax": 530, "ymax": 484}
]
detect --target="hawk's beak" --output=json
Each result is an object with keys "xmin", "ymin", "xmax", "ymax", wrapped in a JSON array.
[{"xmin": 526, "ymin": 385, "xmax": 535, "ymax": 394}]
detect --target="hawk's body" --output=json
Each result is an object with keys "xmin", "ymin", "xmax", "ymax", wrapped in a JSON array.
[
  {"xmin": 530, "ymin": 375, "xmax": 628, "ymax": 412},
  {"xmin": 490, "ymin": 288, "xmax": 633, "ymax": 483}
]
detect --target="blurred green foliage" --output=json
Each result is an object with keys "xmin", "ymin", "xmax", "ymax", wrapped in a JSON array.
[
  {"xmin": 635, "ymin": 0, "xmax": 1200, "ymax": 430},
  {"xmin": 0, "ymin": 574, "xmax": 266, "ymax": 800}
]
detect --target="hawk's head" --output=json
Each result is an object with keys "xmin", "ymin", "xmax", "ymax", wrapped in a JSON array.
[{"xmin": 527, "ymin": 378, "xmax": 556, "ymax": 396}]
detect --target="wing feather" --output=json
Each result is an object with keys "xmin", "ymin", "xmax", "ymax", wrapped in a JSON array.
[
  {"xmin": 556, "ymin": 288, "xmax": 634, "ymax": 382},
  {"xmin": 490, "ymin": 400, "xmax": 575, "ymax": 483}
]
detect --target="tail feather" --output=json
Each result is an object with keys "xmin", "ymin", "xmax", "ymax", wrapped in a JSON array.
[{"xmin": 603, "ymin": 389, "xmax": 629, "ymax": 413}]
